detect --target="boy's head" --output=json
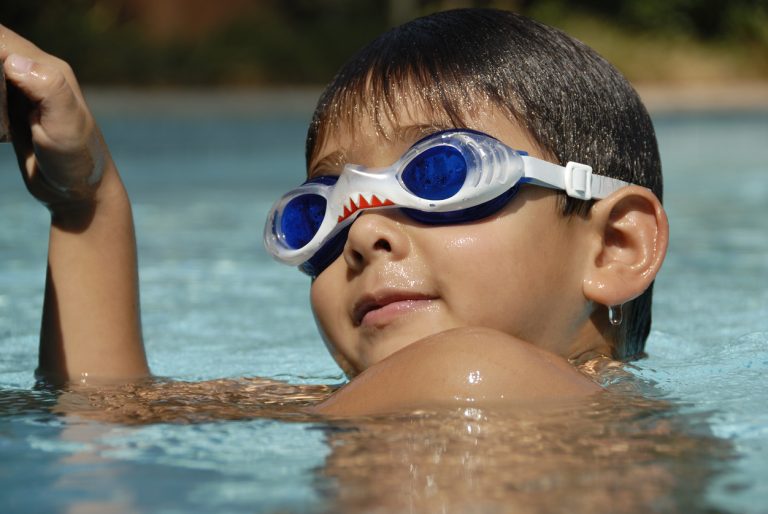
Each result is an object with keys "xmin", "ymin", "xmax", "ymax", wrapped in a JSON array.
[{"xmin": 299, "ymin": 9, "xmax": 666, "ymax": 374}]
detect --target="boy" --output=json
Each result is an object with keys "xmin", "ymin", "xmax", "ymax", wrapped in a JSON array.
[{"xmin": 1, "ymin": 9, "xmax": 667, "ymax": 416}]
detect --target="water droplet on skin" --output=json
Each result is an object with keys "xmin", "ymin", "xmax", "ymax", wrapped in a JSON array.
[
  {"xmin": 467, "ymin": 370, "xmax": 483, "ymax": 384},
  {"xmin": 608, "ymin": 305, "xmax": 623, "ymax": 326},
  {"xmin": 445, "ymin": 236, "xmax": 479, "ymax": 250}
]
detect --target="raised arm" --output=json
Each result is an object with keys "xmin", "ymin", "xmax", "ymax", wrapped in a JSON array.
[{"xmin": 1, "ymin": 25, "xmax": 148, "ymax": 383}]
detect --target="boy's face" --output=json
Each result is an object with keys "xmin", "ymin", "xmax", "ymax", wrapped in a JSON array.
[{"xmin": 308, "ymin": 105, "xmax": 594, "ymax": 375}]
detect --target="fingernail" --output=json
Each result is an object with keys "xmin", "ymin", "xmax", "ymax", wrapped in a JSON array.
[{"xmin": 7, "ymin": 54, "xmax": 33, "ymax": 75}]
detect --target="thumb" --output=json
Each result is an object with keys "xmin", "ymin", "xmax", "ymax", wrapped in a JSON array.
[
  {"xmin": 5, "ymin": 54, "xmax": 67, "ymax": 101},
  {"xmin": 3, "ymin": 53, "xmax": 102, "ymax": 203},
  {"xmin": 3, "ymin": 53, "xmax": 85, "ymax": 147}
]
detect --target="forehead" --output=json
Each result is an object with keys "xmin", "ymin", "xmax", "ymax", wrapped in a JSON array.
[{"xmin": 308, "ymin": 97, "xmax": 546, "ymax": 175}]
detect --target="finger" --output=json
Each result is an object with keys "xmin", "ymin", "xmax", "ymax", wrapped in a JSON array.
[
  {"xmin": 0, "ymin": 25, "xmax": 83, "ymax": 99},
  {"xmin": 3, "ymin": 54, "xmax": 84, "ymax": 143},
  {"xmin": 4, "ymin": 54, "xmax": 77, "ymax": 106},
  {"xmin": 3, "ymin": 53, "xmax": 90, "ymax": 168},
  {"xmin": 0, "ymin": 24, "xmax": 48, "ymax": 63}
]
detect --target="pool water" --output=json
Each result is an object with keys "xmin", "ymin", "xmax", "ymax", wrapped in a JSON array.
[{"xmin": 0, "ymin": 100, "xmax": 766, "ymax": 513}]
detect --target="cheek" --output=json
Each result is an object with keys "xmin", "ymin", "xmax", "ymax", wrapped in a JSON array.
[
  {"xmin": 310, "ymin": 272, "xmax": 340, "ymax": 343},
  {"xmin": 310, "ymin": 261, "xmax": 361, "ymax": 327},
  {"xmin": 430, "ymin": 217, "xmax": 533, "ymax": 274},
  {"xmin": 424, "ymin": 213, "xmax": 573, "ymax": 325},
  {"xmin": 422, "ymin": 223, "xmax": 520, "ymax": 302},
  {"xmin": 310, "ymin": 276, "xmax": 362, "ymax": 376}
]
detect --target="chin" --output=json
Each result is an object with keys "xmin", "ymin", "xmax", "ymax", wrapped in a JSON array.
[{"xmin": 359, "ymin": 323, "xmax": 462, "ymax": 370}]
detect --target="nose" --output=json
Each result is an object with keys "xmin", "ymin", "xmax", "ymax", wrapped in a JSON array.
[{"xmin": 342, "ymin": 211, "xmax": 411, "ymax": 272}]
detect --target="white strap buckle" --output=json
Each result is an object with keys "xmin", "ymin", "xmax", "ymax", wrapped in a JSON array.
[{"xmin": 564, "ymin": 162, "xmax": 593, "ymax": 200}]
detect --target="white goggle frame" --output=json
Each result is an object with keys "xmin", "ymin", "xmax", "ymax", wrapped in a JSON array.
[{"xmin": 264, "ymin": 130, "xmax": 632, "ymax": 266}]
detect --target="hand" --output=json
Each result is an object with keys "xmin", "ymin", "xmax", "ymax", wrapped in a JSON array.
[{"xmin": 1, "ymin": 25, "xmax": 108, "ymax": 214}]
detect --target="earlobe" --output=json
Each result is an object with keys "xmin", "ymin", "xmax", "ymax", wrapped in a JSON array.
[{"xmin": 582, "ymin": 186, "xmax": 668, "ymax": 306}]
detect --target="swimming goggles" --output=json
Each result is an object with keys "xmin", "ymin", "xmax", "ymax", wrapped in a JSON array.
[{"xmin": 264, "ymin": 129, "xmax": 632, "ymax": 277}]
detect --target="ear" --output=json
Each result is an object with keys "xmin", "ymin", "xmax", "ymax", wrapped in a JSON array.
[{"xmin": 582, "ymin": 186, "xmax": 669, "ymax": 306}]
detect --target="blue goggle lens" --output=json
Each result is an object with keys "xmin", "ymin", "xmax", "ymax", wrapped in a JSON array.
[
  {"xmin": 401, "ymin": 146, "xmax": 467, "ymax": 200},
  {"xmin": 281, "ymin": 194, "xmax": 327, "ymax": 249}
]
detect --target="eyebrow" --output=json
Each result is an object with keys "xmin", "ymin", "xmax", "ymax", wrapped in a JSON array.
[
  {"xmin": 309, "ymin": 150, "xmax": 346, "ymax": 178},
  {"xmin": 308, "ymin": 122, "xmax": 458, "ymax": 178},
  {"xmin": 397, "ymin": 123, "xmax": 456, "ymax": 144}
]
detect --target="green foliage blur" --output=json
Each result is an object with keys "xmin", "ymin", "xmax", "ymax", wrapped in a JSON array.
[{"xmin": 2, "ymin": 0, "xmax": 767, "ymax": 85}]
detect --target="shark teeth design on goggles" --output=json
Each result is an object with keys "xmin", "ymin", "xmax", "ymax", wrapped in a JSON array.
[
  {"xmin": 338, "ymin": 194, "xmax": 395, "ymax": 223},
  {"xmin": 263, "ymin": 129, "xmax": 633, "ymax": 277}
]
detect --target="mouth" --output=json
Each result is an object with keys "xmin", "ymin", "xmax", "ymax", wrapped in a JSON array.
[{"xmin": 353, "ymin": 291, "xmax": 438, "ymax": 327}]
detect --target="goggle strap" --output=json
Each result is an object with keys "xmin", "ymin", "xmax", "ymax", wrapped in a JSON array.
[
  {"xmin": 520, "ymin": 156, "xmax": 632, "ymax": 200},
  {"xmin": 589, "ymin": 173, "xmax": 633, "ymax": 199}
]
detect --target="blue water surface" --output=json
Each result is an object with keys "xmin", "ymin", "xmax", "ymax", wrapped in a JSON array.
[
  {"xmin": 0, "ymin": 100, "xmax": 766, "ymax": 513},
  {"xmin": 637, "ymin": 111, "xmax": 768, "ymax": 512}
]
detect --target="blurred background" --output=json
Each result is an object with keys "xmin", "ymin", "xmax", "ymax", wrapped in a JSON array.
[{"xmin": 2, "ymin": 0, "xmax": 767, "ymax": 90}]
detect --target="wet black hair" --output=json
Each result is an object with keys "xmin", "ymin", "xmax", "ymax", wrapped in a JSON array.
[{"xmin": 306, "ymin": 8, "xmax": 662, "ymax": 360}]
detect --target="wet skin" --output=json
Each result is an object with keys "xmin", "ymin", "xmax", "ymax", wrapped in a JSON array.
[
  {"xmin": 306, "ymin": 101, "xmax": 668, "ymax": 416},
  {"xmin": 306, "ymin": 108, "xmax": 613, "ymax": 415}
]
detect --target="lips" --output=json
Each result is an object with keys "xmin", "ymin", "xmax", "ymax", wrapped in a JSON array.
[{"xmin": 353, "ymin": 291, "xmax": 437, "ymax": 326}]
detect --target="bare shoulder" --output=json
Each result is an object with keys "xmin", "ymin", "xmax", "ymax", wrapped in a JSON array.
[{"xmin": 312, "ymin": 327, "xmax": 601, "ymax": 417}]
